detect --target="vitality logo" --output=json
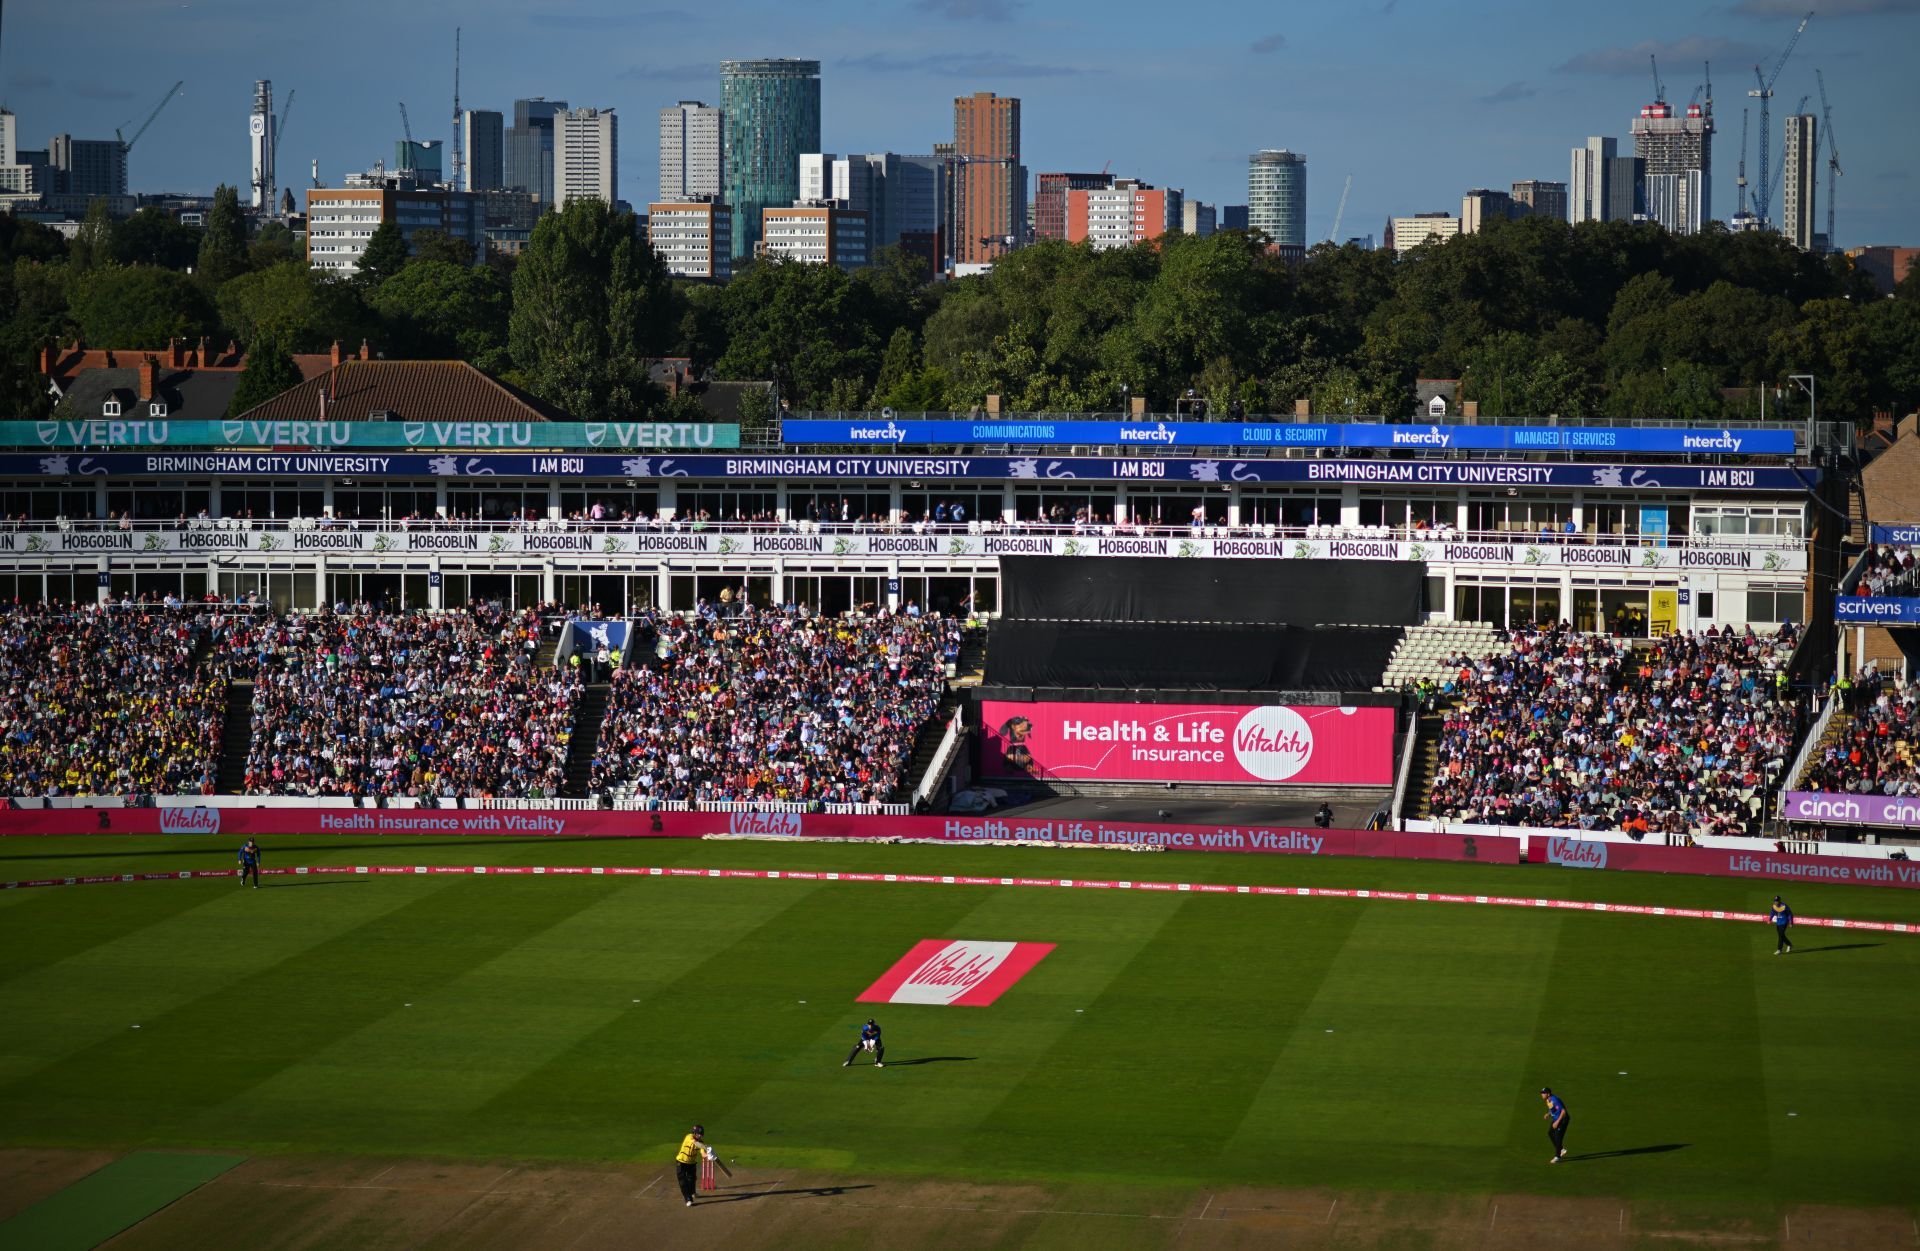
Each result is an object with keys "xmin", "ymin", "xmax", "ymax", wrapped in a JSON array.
[{"xmin": 857, "ymin": 939, "xmax": 1055, "ymax": 1006}]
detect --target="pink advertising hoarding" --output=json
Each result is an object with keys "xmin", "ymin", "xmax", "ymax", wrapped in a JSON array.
[{"xmin": 981, "ymin": 700, "xmax": 1396, "ymax": 787}]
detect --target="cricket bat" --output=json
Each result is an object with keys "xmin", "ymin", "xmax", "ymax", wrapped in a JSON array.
[{"xmin": 716, "ymin": 1158, "xmax": 733, "ymax": 1179}]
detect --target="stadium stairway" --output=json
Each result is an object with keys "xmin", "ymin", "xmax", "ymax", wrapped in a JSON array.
[
  {"xmin": 1400, "ymin": 711, "xmax": 1446, "ymax": 820},
  {"xmin": 215, "ymin": 683, "xmax": 255, "ymax": 794},
  {"xmin": 1786, "ymin": 709, "xmax": 1853, "ymax": 790},
  {"xmin": 561, "ymin": 684, "xmax": 611, "ymax": 798}
]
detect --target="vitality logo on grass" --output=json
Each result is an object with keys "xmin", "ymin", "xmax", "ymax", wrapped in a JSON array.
[{"xmin": 858, "ymin": 940, "xmax": 1054, "ymax": 1007}]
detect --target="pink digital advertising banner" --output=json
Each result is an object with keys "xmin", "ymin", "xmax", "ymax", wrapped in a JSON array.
[{"xmin": 980, "ymin": 700, "xmax": 1397, "ymax": 787}]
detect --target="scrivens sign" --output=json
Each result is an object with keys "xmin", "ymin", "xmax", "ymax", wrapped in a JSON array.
[{"xmin": 0, "ymin": 452, "xmax": 1817, "ymax": 492}]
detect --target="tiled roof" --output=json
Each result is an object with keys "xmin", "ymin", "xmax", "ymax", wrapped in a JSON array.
[
  {"xmin": 233, "ymin": 361, "xmax": 568, "ymax": 424},
  {"xmin": 53, "ymin": 368, "xmax": 243, "ymax": 422}
]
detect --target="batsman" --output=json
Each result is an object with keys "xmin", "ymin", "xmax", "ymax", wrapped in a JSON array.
[{"xmin": 673, "ymin": 1124, "xmax": 730, "ymax": 1207}]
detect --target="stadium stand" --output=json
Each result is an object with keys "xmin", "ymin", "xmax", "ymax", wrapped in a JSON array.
[
  {"xmin": 587, "ymin": 606, "xmax": 956, "ymax": 807},
  {"xmin": 1795, "ymin": 670, "xmax": 1920, "ymax": 797},
  {"xmin": 1424, "ymin": 624, "xmax": 1802, "ymax": 837},
  {"xmin": 1853, "ymin": 544, "xmax": 1918, "ymax": 598},
  {"xmin": 235, "ymin": 605, "xmax": 578, "ymax": 800},
  {"xmin": 0, "ymin": 603, "xmax": 236, "ymax": 796}
]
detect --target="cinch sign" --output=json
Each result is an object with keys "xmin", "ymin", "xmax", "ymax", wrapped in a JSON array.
[
  {"xmin": 857, "ymin": 939, "xmax": 1055, "ymax": 1007},
  {"xmin": 982, "ymin": 700, "xmax": 1395, "ymax": 787}
]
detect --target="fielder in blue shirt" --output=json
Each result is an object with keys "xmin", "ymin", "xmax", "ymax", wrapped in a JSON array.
[
  {"xmin": 1540, "ymin": 1087, "xmax": 1570, "ymax": 1162},
  {"xmin": 1769, "ymin": 896, "xmax": 1794, "ymax": 954},
  {"xmin": 237, "ymin": 838, "xmax": 263, "ymax": 890},
  {"xmin": 844, "ymin": 1018, "xmax": 885, "ymax": 1068}
]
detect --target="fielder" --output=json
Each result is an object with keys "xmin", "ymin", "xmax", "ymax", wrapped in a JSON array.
[
  {"xmin": 844, "ymin": 1018, "xmax": 885, "ymax": 1068},
  {"xmin": 1769, "ymin": 895, "xmax": 1794, "ymax": 954},
  {"xmin": 1540, "ymin": 1087, "xmax": 1570, "ymax": 1162},
  {"xmin": 236, "ymin": 838, "xmax": 263, "ymax": 889},
  {"xmin": 673, "ymin": 1124, "xmax": 728, "ymax": 1206}
]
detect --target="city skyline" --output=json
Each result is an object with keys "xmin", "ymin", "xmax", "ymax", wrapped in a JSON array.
[{"xmin": 1, "ymin": 0, "xmax": 1914, "ymax": 247}]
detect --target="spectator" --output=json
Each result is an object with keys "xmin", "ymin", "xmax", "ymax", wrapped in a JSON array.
[{"xmin": 588, "ymin": 606, "xmax": 956, "ymax": 807}]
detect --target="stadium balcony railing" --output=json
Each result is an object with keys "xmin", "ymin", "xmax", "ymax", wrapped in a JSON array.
[{"xmin": 7, "ymin": 516, "xmax": 1808, "ymax": 551}]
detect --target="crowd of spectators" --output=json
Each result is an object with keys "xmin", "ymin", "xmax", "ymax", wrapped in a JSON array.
[
  {"xmin": 1426, "ymin": 623, "xmax": 1802, "ymax": 838},
  {"xmin": 589, "ymin": 605, "xmax": 955, "ymax": 807},
  {"xmin": 1853, "ymin": 545, "xmax": 1918, "ymax": 598},
  {"xmin": 1798, "ymin": 670, "xmax": 1920, "ymax": 797},
  {"xmin": 0, "ymin": 602, "xmax": 238, "ymax": 796},
  {"xmin": 234, "ymin": 603, "xmax": 577, "ymax": 800}
]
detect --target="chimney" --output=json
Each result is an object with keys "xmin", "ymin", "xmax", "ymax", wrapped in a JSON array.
[
  {"xmin": 1294, "ymin": 397, "xmax": 1311, "ymax": 417},
  {"xmin": 138, "ymin": 357, "xmax": 158, "ymax": 402},
  {"xmin": 1461, "ymin": 400, "xmax": 1479, "ymax": 418},
  {"xmin": 330, "ymin": 340, "xmax": 345, "ymax": 368},
  {"xmin": 167, "ymin": 338, "xmax": 183, "ymax": 369},
  {"xmin": 224, "ymin": 340, "xmax": 240, "ymax": 365},
  {"xmin": 197, "ymin": 337, "xmax": 209, "ymax": 367},
  {"xmin": 359, "ymin": 340, "xmax": 371, "ymax": 361},
  {"xmin": 38, "ymin": 345, "xmax": 52, "ymax": 375}
]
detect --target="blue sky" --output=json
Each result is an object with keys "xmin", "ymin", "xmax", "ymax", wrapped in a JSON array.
[{"xmin": 4, "ymin": 0, "xmax": 1915, "ymax": 248}]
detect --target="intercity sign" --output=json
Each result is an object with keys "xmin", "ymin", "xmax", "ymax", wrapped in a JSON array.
[
  {"xmin": 0, "ymin": 421, "xmax": 739, "ymax": 450},
  {"xmin": 782, "ymin": 418, "xmax": 1798, "ymax": 455}
]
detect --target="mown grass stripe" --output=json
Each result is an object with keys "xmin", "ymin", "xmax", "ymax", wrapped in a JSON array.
[{"xmin": 0, "ymin": 1151, "xmax": 245, "ymax": 1251}]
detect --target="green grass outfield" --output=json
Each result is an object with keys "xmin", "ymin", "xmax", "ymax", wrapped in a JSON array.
[{"xmin": 2, "ymin": 834, "xmax": 1918, "ymax": 1214}]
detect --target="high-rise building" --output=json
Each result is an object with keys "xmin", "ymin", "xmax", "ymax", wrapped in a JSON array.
[
  {"xmin": 1065, "ymin": 179, "xmax": 1182, "ymax": 250},
  {"xmin": 660, "ymin": 101, "xmax": 723, "ymax": 201},
  {"xmin": 248, "ymin": 80, "xmax": 275, "ymax": 210},
  {"xmin": 306, "ymin": 185, "xmax": 485, "ymax": 275},
  {"xmin": 462, "ymin": 110, "xmax": 504, "ymax": 192},
  {"xmin": 1633, "ymin": 99, "xmax": 1712, "ymax": 235},
  {"xmin": 505, "ymin": 98, "xmax": 566, "ymax": 208},
  {"xmin": 1386, "ymin": 213, "xmax": 1461, "ymax": 253},
  {"xmin": 1570, "ymin": 137, "xmax": 1615, "ymax": 223},
  {"xmin": 1510, "ymin": 179, "xmax": 1568, "ymax": 222},
  {"xmin": 897, "ymin": 153, "xmax": 952, "ymax": 268},
  {"xmin": 395, "ymin": 140, "xmax": 445, "ymax": 186},
  {"xmin": 0, "ymin": 110, "xmax": 40, "ymax": 201},
  {"xmin": 720, "ymin": 59, "xmax": 821, "ymax": 262},
  {"xmin": 953, "ymin": 91, "xmax": 1024, "ymax": 265},
  {"xmin": 1181, "ymin": 200, "xmax": 1216, "ymax": 238},
  {"xmin": 1460, "ymin": 188, "xmax": 1514, "ymax": 234},
  {"xmin": 649, "ymin": 200, "xmax": 733, "ymax": 280},
  {"xmin": 1034, "ymin": 172, "xmax": 1111, "ymax": 241},
  {"xmin": 1607, "ymin": 155, "xmax": 1645, "ymax": 222},
  {"xmin": 554, "ymin": 107, "xmax": 618, "ymax": 209},
  {"xmin": 1221, "ymin": 204, "xmax": 1249, "ymax": 231},
  {"xmin": 1781, "ymin": 113, "xmax": 1818, "ymax": 251},
  {"xmin": 1247, "ymin": 150, "xmax": 1306, "ymax": 249},
  {"xmin": 49, "ymin": 134, "xmax": 126, "ymax": 199},
  {"xmin": 760, "ymin": 203, "xmax": 867, "ymax": 269}
]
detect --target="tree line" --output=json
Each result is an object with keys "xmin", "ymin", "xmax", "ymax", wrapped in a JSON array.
[{"xmin": 2, "ymin": 186, "xmax": 1916, "ymax": 426}]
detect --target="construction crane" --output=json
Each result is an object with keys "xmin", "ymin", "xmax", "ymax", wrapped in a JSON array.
[
  {"xmin": 1748, "ymin": 9, "xmax": 1811, "ymax": 229},
  {"xmin": 116, "ymin": 79, "xmax": 183, "ymax": 155},
  {"xmin": 398, "ymin": 101, "xmax": 416, "ymax": 173},
  {"xmin": 1816, "ymin": 68, "xmax": 1842, "ymax": 250},
  {"xmin": 1649, "ymin": 54, "xmax": 1665, "ymax": 103},
  {"xmin": 451, "ymin": 27, "xmax": 464, "ymax": 191},
  {"xmin": 1326, "ymin": 173, "xmax": 1352, "ymax": 243},
  {"xmin": 271, "ymin": 89, "xmax": 295, "ymax": 170}
]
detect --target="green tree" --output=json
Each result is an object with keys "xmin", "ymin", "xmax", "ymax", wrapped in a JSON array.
[
  {"xmin": 68, "ymin": 266, "xmax": 218, "ymax": 348},
  {"xmin": 225, "ymin": 334, "xmax": 305, "ymax": 417},
  {"xmin": 356, "ymin": 222, "xmax": 410, "ymax": 289},
  {"xmin": 508, "ymin": 198, "xmax": 676, "ymax": 418},
  {"xmin": 372, "ymin": 260, "xmax": 510, "ymax": 371},
  {"xmin": 0, "ymin": 261, "xmax": 73, "ymax": 417},
  {"xmin": 111, "ymin": 208, "xmax": 201, "ymax": 270},
  {"xmin": 248, "ymin": 221, "xmax": 303, "ymax": 270},
  {"xmin": 68, "ymin": 199, "xmax": 118, "ymax": 272},
  {"xmin": 0, "ymin": 215, "xmax": 70, "ymax": 264},
  {"xmin": 407, "ymin": 228, "xmax": 477, "ymax": 268},
  {"xmin": 217, "ymin": 262, "xmax": 319, "ymax": 350},
  {"xmin": 195, "ymin": 185, "xmax": 249, "ymax": 288},
  {"xmin": 714, "ymin": 259, "xmax": 889, "ymax": 408}
]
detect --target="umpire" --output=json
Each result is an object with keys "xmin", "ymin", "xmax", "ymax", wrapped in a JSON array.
[{"xmin": 673, "ymin": 1124, "xmax": 711, "ymax": 1207}]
